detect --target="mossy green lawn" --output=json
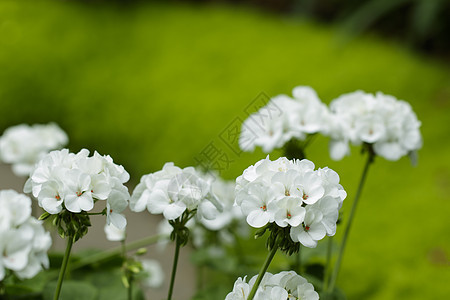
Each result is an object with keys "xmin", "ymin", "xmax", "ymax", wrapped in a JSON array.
[{"xmin": 0, "ymin": 1, "xmax": 449, "ymax": 299}]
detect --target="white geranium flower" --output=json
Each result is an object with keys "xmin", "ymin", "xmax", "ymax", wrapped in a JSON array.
[
  {"xmin": 139, "ymin": 259, "xmax": 164, "ymax": 289},
  {"xmin": 226, "ymin": 271, "xmax": 318, "ymax": 300},
  {"xmin": 272, "ymin": 197, "xmax": 306, "ymax": 228},
  {"xmin": 104, "ymin": 223, "xmax": 126, "ymax": 242},
  {"xmin": 106, "ymin": 186, "xmax": 129, "ymax": 230},
  {"xmin": 0, "ymin": 190, "xmax": 32, "ymax": 230},
  {"xmin": 147, "ymin": 182, "xmax": 187, "ymax": 220},
  {"xmin": 26, "ymin": 149, "xmax": 130, "ymax": 223},
  {"xmin": 197, "ymin": 175, "xmax": 244, "ymax": 231},
  {"xmin": 239, "ymin": 86, "xmax": 328, "ymax": 153},
  {"xmin": 225, "ymin": 276, "xmax": 250, "ymax": 300},
  {"xmin": 130, "ymin": 163, "xmax": 220, "ymax": 221},
  {"xmin": 240, "ymin": 183, "xmax": 276, "ymax": 228},
  {"xmin": 290, "ymin": 208, "xmax": 326, "ymax": 248},
  {"xmin": 291, "ymin": 86, "xmax": 329, "ymax": 135},
  {"xmin": 14, "ymin": 218, "xmax": 52, "ymax": 280},
  {"xmin": 2, "ymin": 226, "xmax": 34, "ymax": 273},
  {"xmin": 63, "ymin": 169, "xmax": 94, "ymax": 213},
  {"xmin": 236, "ymin": 156, "xmax": 345, "ymax": 248},
  {"xmin": 325, "ymin": 90, "xmax": 422, "ymax": 161},
  {"xmin": 0, "ymin": 190, "xmax": 51, "ymax": 280},
  {"xmin": 37, "ymin": 180, "xmax": 64, "ymax": 214},
  {"xmin": 0, "ymin": 123, "xmax": 68, "ymax": 176}
]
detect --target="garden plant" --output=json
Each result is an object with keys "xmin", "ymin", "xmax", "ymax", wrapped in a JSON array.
[{"xmin": 0, "ymin": 84, "xmax": 423, "ymax": 300}]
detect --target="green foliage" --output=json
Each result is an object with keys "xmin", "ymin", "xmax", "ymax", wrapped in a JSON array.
[
  {"xmin": 42, "ymin": 281, "xmax": 98, "ymax": 300},
  {"xmin": 0, "ymin": 1, "xmax": 449, "ymax": 299},
  {"xmin": 3, "ymin": 250, "xmax": 145, "ymax": 300}
]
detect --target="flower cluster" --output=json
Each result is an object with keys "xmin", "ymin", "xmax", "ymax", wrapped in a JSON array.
[
  {"xmin": 225, "ymin": 271, "xmax": 319, "ymax": 300},
  {"xmin": 24, "ymin": 149, "xmax": 130, "ymax": 229},
  {"xmin": 130, "ymin": 162, "xmax": 221, "ymax": 221},
  {"xmin": 239, "ymin": 86, "xmax": 328, "ymax": 153},
  {"xmin": 325, "ymin": 91, "xmax": 423, "ymax": 161},
  {"xmin": 0, "ymin": 190, "xmax": 51, "ymax": 280},
  {"xmin": 196, "ymin": 173, "xmax": 244, "ymax": 231},
  {"xmin": 236, "ymin": 156, "xmax": 346, "ymax": 248},
  {"xmin": 0, "ymin": 123, "xmax": 68, "ymax": 176}
]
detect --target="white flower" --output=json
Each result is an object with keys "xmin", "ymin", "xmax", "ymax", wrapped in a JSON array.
[
  {"xmin": 239, "ymin": 86, "xmax": 328, "ymax": 153},
  {"xmin": 130, "ymin": 163, "xmax": 220, "ymax": 221},
  {"xmin": 325, "ymin": 90, "xmax": 422, "ymax": 161},
  {"xmin": 272, "ymin": 197, "xmax": 306, "ymax": 228},
  {"xmin": 226, "ymin": 271, "xmax": 318, "ymax": 300},
  {"xmin": 236, "ymin": 156, "xmax": 345, "ymax": 248},
  {"xmin": 63, "ymin": 169, "xmax": 94, "ymax": 213},
  {"xmin": 0, "ymin": 123, "xmax": 68, "ymax": 176},
  {"xmin": 139, "ymin": 259, "xmax": 164, "ymax": 289},
  {"xmin": 0, "ymin": 190, "xmax": 32, "ymax": 231},
  {"xmin": 197, "ymin": 176, "xmax": 243, "ymax": 231},
  {"xmin": 147, "ymin": 181, "xmax": 187, "ymax": 220},
  {"xmin": 25, "ymin": 149, "xmax": 130, "ymax": 218},
  {"xmin": 225, "ymin": 276, "xmax": 250, "ymax": 300},
  {"xmin": 14, "ymin": 218, "xmax": 52, "ymax": 280},
  {"xmin": 240, "ymin": 183, "xmax": 276, "ymax": 228},
  {"xmin": 105, "ymin": 185, "xmax": 129, "ymax": 230},
  {"xmin": 104, "ymin": 223, "xmax": 126, "ymax": 242},
  {"xmin": 0, "ymin": 190, "xmax": 51, "ymax": 280},
  {"xmin": 290, "ymin": 207, "xmax": 326, "ymax": 248}
]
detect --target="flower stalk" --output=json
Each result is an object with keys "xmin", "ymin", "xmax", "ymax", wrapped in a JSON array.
[
  {"xmin": 247, "ymin": 235, "xmax": 281, "ymax": 300},
  {"xmin": 322, "ymin": 236, "xmax": 333, "ymax": 294},
  {"xmin": 53, "ymin": 236, "xmax": 74, "ymax": 300},
  {"xmin": 167, "ymin": 233, "xmax": 181, "ymax": 300},
  {"xmin": 71, "ymin": 234, "xmax": 161, "ymax": 271},
  {"xmin": 326, "ymin": 149, "xmax": 374, "ymax": 294}
]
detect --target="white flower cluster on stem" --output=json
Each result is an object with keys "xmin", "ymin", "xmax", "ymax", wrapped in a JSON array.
[
  {"xmin": 130, "ymin": 162, "xmax": 222, "ymax": 221},
  {"xmin": 325, "ymin": 91, "xmax": 423, "ymax": 161},
  {"xmin": 0, "ymin": 123, "xmax": 68, "ymax": 176},
  {"xmin": 0, "ymin": 190, "xmax": 51, "ymax": 281},
  {"xmin": 225, "ymin": 271, "xmax": 319, "ymax": 300},
  {"xmin": 239, "ymin": 86, "xmax": 328, "ymax": 153},
  {"xmin": 196, "ymin": 172, "xmax": 244, "ymax": 231},
  {"xmin": 236, "ymin": 156, "xmax": 346, "ymax": 248},
  {"xmin": 24, "ymin": 148, "xmax": 130, "ymax": 229}
]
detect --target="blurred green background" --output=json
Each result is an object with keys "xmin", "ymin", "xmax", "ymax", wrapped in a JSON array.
[{"xmin": 0, "ymin": 0, "xmax": 449, "ymax": 299}]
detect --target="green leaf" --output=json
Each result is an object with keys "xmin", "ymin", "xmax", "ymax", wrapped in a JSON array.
[
  {"xmin": 43, "ymin": 280, "xmax": 98, "ymax": 300},
  {"xmin": 38, "ymin": 212, "xmax": 51, "ymax": 221}
]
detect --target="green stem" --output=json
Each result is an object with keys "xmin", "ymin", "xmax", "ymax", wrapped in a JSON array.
[
  {"xmin": 327, "ymin": 151, "xmax": 373, "ymax": 294},
  {"xmin": 0, "ymin": 280, "xmax": 4, "ymax": 296},
  {"xmin": 70, "ymin": 234, "xmax": 161, "ymax": 271},
  {"xmin": 196, "ymin": 265, "xmax": 204, "ymax": 292},
  {"xmin": 120, "ymin": 240, "xmax": 133, "ymax": 300},
  {"xmin": 303, "ymin": 133, "xmax": 317, "ymax": 149},
  {"xmin": 296, "ymin": 244, "xmax": 302, "ymax": 275},
  {"xmin": 167, "ymin": 234, "xmax": 181, "ymax": 300},
  {"xmin": 247, "ymin": 237, "xmax": 280, "ymax": 300},
  {"xmin": 322, "ymin": 236, "xmax": 333, "ymax": 294},
  {"xmin": 53, "ymin": 236, "xmax": 74, "ymax": 300},
  {"xmin": 128, "ymin": 276, "xmax": 133, "ymax": 300}
]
